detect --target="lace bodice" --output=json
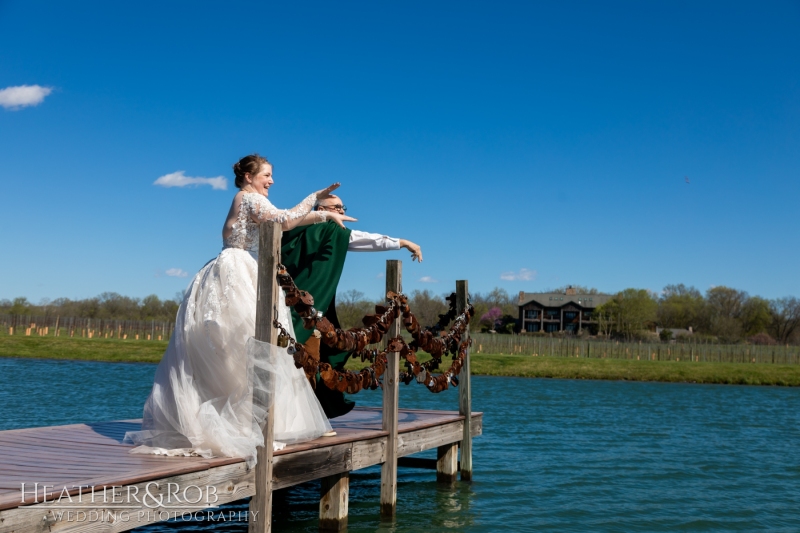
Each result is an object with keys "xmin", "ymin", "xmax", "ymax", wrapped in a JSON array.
[{"xmin": 223, "ymin": 192, "xmax": 322, "ymax": 252}]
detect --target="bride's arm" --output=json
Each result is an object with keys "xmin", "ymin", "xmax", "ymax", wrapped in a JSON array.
[
  {"xmin": 281, "ymin": 208, "xmax": 326, "ymax": 230},
  {"xmin": 280, "ymin": 208, "xmax": 358, "ymax": 231},
  {"xmin": 248, "ymin": 183, "xmax": 351, "ymax": 229},
  {"xmin": 249, "ymin": 192, "xmax": 318, "ymax": 225}
]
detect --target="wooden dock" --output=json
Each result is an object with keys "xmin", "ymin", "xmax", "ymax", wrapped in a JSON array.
[
  {"xmin": 1, "ymin": 225, "xmax": 482, "ymax": 532},
  {"xmin": 0, "ymin": 407, "xmax": 481, "ymax": 532}
]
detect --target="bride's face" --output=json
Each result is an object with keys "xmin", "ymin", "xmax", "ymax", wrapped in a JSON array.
[{"xmin": 246, "ymin": 163, "xmax": 274, "ymax": 196}]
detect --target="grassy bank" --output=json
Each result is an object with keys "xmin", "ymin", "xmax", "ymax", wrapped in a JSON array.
[
  {"xmin": 345, "ymin": 353, "xmax": 800, "ymax": 386},
  {"xmin": 0, "ymin": 335, "xmax": 168, "ymax": 363},
  {"xmin": 2, "ymin": 335, "xmax": 799, "ymax": 386}
]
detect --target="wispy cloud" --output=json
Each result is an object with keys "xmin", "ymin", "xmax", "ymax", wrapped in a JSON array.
[
  {"xmin": 500, "ymin": 268, "xmax": 537, "ymax": 281},
  {"xmin": 154, "ymin": 171, "xmax": 228, "ymax": 190},
  {"xmin": 0, "ymin": 85, "xmax": 53, "ymax": 110},
  {"xmin": 166, "ymin": 268, "xmax": 189, "ymax": 278},
  {"xmin": 419, "ymin": 276, "xmax": 439, "ymax": 283}
]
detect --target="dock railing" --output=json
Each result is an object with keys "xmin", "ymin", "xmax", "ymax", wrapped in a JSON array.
[{"xmin": 249, "ymin": 222, "xmax": 474, "ymax": 532}]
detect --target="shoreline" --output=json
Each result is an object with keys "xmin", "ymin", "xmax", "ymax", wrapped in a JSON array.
[
  {"xmin": 2, "ymin": 336, "xmax": 799, "ymax": 386},
  {"xmin": 345, "ymin": 353, "xmax": 800, "ymax": 387}
]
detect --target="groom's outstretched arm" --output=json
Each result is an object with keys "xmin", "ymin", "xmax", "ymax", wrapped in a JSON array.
[{"xmin": 347, "ymin": 229, "xmax": 423, "ymax": 262}]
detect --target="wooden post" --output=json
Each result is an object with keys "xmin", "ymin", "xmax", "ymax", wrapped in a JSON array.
[
  {"xmin": 456, "ymin": 280, "xmax": 473, "ymax": 481},
  {"xmin": 380, "ymin": 259, "xmax": 401, "ymax": 518},
  {"xmin": 249, "ymin": 221, "xmax": 281, "ymax": 533},
  {"xmin": 320, "ymin": 472, "xmax": 349, "ymax": 531},
  {"xmin": 436, "ymin": 442, "xmax": 458, "ymax": 483}
]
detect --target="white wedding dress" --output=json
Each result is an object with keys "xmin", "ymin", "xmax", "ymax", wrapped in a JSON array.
[{"xmin": 124, "ymin": 192, "xmax": 332, "ymax": 468}]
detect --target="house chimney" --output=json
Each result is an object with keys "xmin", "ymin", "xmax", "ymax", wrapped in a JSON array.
[
  {"xmin": 565, "ymin": 286, "xmax": 576, "ymax": 295},
  {"xmin": 519, "ymin": 291, "xmax": 525, "ymax": 304}
]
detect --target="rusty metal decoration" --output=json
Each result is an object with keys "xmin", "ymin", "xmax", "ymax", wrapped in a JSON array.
[{"xmin": 273, "ymin": 265, "xmax": 474, "ymax": 394}]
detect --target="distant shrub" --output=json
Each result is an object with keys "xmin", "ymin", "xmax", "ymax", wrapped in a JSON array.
[
  {"xmin": 628, "ymin": 330, "xmax": 659, "ymax": 342},
  {"xmin": 480, "ymin": 307, "xmax": 503, "ymax": 331},
  {"xmin": 749, "ymin": 332, "xmax": 777, "ymax": 346},
  {"xmin": 680, "ymin": 333, "xmax": 719, "ymax": 344}
]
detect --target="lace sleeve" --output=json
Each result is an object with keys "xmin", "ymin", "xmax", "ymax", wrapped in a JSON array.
[{"xmin": 244, "ymin": 193, "xmax": 317, "ymax": 224}]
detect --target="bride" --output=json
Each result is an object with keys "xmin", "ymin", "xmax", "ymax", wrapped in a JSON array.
[{"xmin": 124, "ymin": 154, "xmax": 356, "ymax": 468}]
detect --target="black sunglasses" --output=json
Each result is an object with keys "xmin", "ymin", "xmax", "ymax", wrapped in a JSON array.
[{"xmin": 320, "ymin": 204, "xmax": 347, "ymax": 212}]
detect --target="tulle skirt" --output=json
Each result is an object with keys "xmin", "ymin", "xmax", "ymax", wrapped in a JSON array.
[{"xmin": 124, "ymin": 247, "xmax": 332, "ymax": 468}]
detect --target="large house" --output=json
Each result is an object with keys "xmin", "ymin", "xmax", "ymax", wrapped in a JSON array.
[{"xmin": 518, "ymin": 287, "xmax": 613, "ymax": 334}]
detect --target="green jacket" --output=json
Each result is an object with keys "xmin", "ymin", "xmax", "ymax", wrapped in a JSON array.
[{"xmin": 281, "ymin": 221, "xmax": 354, "ymax": 418}]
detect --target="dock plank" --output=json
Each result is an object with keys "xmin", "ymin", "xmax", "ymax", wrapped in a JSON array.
[{"xmin": 0, "ymin": 407, "xmax": 482, "ymax": 526}]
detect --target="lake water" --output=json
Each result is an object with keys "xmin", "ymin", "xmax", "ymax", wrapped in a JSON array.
[{"xmin": 1, "ymin": 357, "xmax": 799, "ymax": 532}]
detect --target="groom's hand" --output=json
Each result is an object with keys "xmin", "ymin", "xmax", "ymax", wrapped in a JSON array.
[{"xmin": 399, "ymin": 239, "xmax": 423, "ymax": 262}]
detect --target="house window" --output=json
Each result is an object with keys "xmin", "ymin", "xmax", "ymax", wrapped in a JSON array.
[
  {"xmin": 525, "ymin": 310, "xmax": 539, "ymax": 319},
  {"xmin": 546, "ymin": 310, "xmax": 558, "ymax": 319},
  {"xmin": 564, "ymin": 312, "xmax": 577, "ymax": 320},
  {"xmin": 545, "ymin": 323, "xmax": 559, "ymax": 333},
  {"xmin": 526, "ymin": 323, "xmax": 540, "ymax": 332}
]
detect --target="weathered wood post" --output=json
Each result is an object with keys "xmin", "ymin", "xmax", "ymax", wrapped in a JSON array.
[
  {"xmin": 380, "ymin": 259, "xmax": 401, "ymax": 518},
  {"xmin": 436, "ymin": 442, "xmax": 458, "ymax": 483},
  {"xmin": 249, "ymin": 221, "xmax": 281, "ymax": 533},
  {"xmin": 319, "ymin": 472, "xmax": 349, "ymax": 531},
  {"xmin": 456, "ymin": 280, "xmax": 473, "ymax": 481}
]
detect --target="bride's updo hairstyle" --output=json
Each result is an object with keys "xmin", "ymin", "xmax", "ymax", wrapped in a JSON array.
[{"xmin": 233, "ymin": 154, "xmax": 270, "ymax": 189}]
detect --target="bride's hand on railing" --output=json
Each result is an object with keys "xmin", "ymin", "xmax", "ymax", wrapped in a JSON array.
[{"xmin": 316, "ymin": 183, "xmax": 341, "ymax": 200}]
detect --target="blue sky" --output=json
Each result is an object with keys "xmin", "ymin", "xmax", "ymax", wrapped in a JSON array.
[{"xmin": 1, "ymin": 0, "xmax": 798, "ymax": 303}]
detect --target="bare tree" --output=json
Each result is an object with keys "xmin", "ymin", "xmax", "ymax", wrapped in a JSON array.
[
  {"xmin": 335, "ymin": 289, "xmax": 376, "ymax": 330},
  {"xmin": 408, "ymin": 290, "xmax": 449, "ymax": 328},
  {"xmin": 770, "ymin": 297, "xmax": 800, "ymax": 344},
  {"xmin": 705, "ymin": 286, "xmax": 748, "ymax": 341},
  {"xmin": 658, "ymin": 284, "xmax": 703, "ymax": 329}
]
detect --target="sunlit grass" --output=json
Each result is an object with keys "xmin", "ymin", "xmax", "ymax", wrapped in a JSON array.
[
  {"xmin": 346, "ymin": 352, "xmax": 800, "ymax": 386},
  {"xmin": 3, "ymin": 336, "xmax": 799, "ymax": 385},
  {"xmin": 0, "ymin": 335, "xmax": 168, "ymax": 363}
]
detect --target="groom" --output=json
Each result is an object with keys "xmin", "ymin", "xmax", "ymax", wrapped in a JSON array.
[{"xmin": 280, "ymin": 195, "xmax": 422, "ymax": 418}]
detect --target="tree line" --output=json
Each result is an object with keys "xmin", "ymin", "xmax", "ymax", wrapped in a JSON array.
[
  {"xmin": 593, "ymin": 284, "xmax": 800, "ymax": 345},
  {"xmin": 0, "ymin": 293, "xmax": 182, "ymax": 322},
  {"xmin": 337, "ymin": 284, "xmax": 800, "ymax": 345},
  {"xmin": 4, "ymin": 283, "xmax": 799, "ymax": 345},
  {"xmin": 335, "ymin": 287, "xmax": 519, "ymax": 333}
]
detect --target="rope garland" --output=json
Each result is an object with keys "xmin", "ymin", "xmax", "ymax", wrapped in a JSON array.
[{"xmin": 274, "ymin": 264, "xmax": 474, "ymax": 393}]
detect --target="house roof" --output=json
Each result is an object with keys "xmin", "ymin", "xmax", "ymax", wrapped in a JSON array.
[{"xmin": 518, "ymin": 292, "xmax": 613, "ymax": 309}]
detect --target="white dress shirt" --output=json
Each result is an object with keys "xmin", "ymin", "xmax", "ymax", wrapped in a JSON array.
[{"xmin": 348, "ymin": 229, "xmax": 401, "ymax": 252}]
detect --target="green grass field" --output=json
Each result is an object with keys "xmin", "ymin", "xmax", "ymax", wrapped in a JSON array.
[
  {"xmin": 2, "ymin": 335, "xmax": 799, "ymax": 386},
  {"xmin": 345, "ymin": 352, "xmax": 800, "ymax": 386},
  {"xmin": 0, "ymin": 335, "xmax": 168, "ymax": 363}
]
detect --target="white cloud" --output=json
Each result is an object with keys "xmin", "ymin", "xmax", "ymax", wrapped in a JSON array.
[
  {"xmin": 154, "ymin": 170, "xmax": 228, "ymax": 190},
  {"xmin": 166, "ymin": 268, "xmax": 189, "ymax": 278},
  {"xmin": 500, "ymin": 268, "xmax": 537, "ymax": 281},
  {"xmin": 0, "ymin": 85, "xmax": 53, "ymax": 110},
  {"xmin": 419, "ymin": 276, "xmax": 439, "ymax": 283}
]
